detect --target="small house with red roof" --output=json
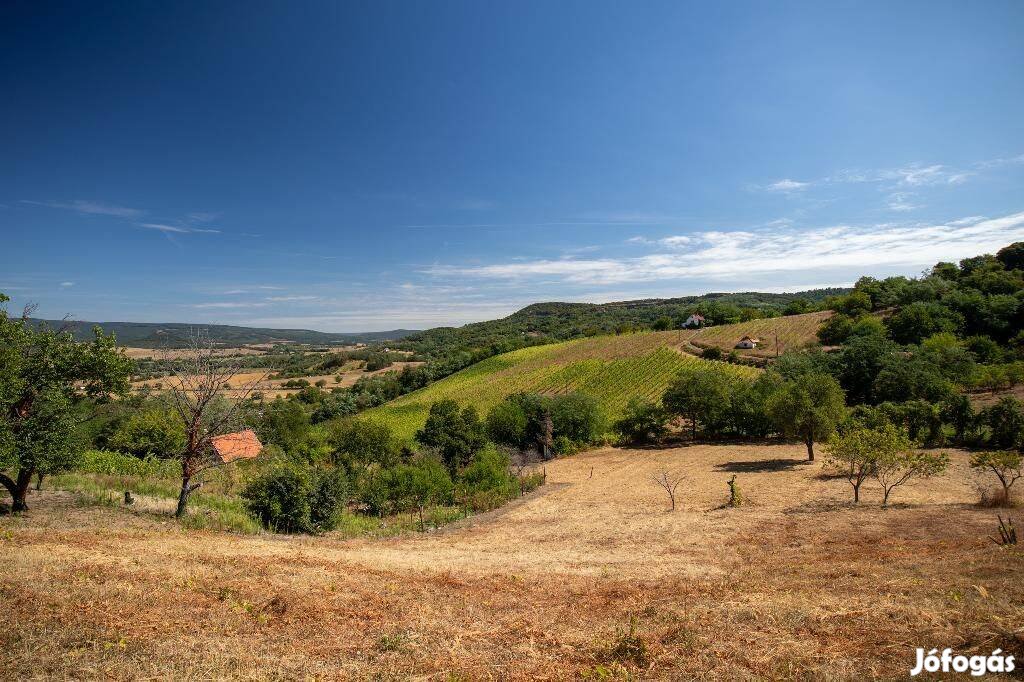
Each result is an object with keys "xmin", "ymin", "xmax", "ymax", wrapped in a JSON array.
[{"xmin": 210, "ymin": 429, "xmax": 263, "ymax": 464}]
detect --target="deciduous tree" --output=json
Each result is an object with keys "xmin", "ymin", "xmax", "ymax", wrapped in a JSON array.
[
  {"xmin": 164, "ymin": 333, "xmax": 266, "ymax": 518},
  {"xmin": 768, "ymin": 373, "xmax": 846, "ymax": 461},
  {"xmin": 415, "ymin": 399, "xmax": 487, "ymax": 475},
  {"xmin": 873, "ymin": 448, "xmax": 948, "ymax": 507},
  {"xmin": 825, "ymin": 424, "xmax": 908, "ymax": 503},
  {"xmin": 0, "ymin": 295, "xmax": 131, "ymax": 512},
  {"xmin": 970, "ymin": 450, "xmax": 1023, "ymax": 505}
]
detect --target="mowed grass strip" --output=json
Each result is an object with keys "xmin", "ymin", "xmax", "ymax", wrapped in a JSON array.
[{"xmin": 364, "ymin": 330, "xmax": 758, "ymax": 440}]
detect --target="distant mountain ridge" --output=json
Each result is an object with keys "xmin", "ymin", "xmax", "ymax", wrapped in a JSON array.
[
  {"xmin": 27, "ymin": 288, "xmax": 849, "ymax": 349},
  {"xmin": 27, "ymin": 319, "xmax": 419, "ymax": 348}
]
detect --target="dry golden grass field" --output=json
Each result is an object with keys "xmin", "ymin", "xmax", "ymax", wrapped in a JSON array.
[
  {"xmin": 121, "ymin": 346, "xmax": 270, "ymax": 360},
  {"xmin": 132, "ymin": 361, "xmax": 425, "ymax": 399},
  {"xmin": 2, "ymin": 443, "xmax": 1022, "ymax": 680}
]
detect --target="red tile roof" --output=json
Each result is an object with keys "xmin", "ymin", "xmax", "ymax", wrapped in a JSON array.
[{"xmin": 210, "ymin": 429, "xmax": 263, "ymax": 463}]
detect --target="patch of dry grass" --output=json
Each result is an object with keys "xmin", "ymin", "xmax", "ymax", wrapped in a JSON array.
[{"xmin": 3, "ymin": 444, "xmax": 1023, "ymax": 679}]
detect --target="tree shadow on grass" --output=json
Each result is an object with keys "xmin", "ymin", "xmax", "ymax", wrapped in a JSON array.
[{"xmin": 714, "ymin": 458, "xmax": 806, "ymax": 473}]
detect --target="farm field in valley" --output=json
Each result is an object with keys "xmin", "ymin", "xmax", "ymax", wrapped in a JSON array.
[
  {"xmin": 132, "ymin": 361, "xmax": 424, "ymax": 398},
  {"xmin": 3, "ymin": 443, "xmax": 1020, "ymax": 679},
  {"xmin": 120, "ymin": 346, "xmax": 271, "ymax": 360},
  {"xmin": 363, "ymin": 330, "xmax": 759, "ymax": 440}
]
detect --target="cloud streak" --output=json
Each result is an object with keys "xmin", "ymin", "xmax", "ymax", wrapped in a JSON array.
[
  {"xmin": 425, "ymin": 211, "xmax": 1024, "ymax": 286},
  {"xmin": 759, "ymin": 152, "xmax": 1023, "ymax": 201},
  {"xmin": 139, "ymin": 223, "xmax": 221, "ymax": 234},
  {"xmin": 22, "ymin": 199, "xmax": 145, "ymax": 218}
]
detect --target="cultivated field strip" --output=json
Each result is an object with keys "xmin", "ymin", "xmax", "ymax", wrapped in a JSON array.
[
  {"xmin": 365, "ymin": 331, "xmax": 758, "ymax": 440},
  {"xmin": 689, "ymin": 310, "xmax": 831, "ymax": 357}
]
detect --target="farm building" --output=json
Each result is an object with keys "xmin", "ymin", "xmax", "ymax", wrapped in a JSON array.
[
  {"xmin": 735, "ymin": 335, "xmax": 760, "ymax": 349},
  {"xmin": 683, "ymin": 313, "xmax": 706, "ymax": 328},
  {"xmin": 210, "ymin": 429, "xmax": 263, "ymax": 463}
]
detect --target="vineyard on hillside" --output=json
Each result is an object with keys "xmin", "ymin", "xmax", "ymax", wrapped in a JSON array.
[
  {"xmin": 690, "ymin": 310, "xmax": 832, "ymax": 358},
  {"xmin": 364, "ymin": 330, "xmax": 759, "ymax": 440}
]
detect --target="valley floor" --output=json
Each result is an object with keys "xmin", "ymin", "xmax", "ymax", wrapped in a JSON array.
[{"xmin": 2, "ymin": 444, "xmax": 1022, "ymax": 679}]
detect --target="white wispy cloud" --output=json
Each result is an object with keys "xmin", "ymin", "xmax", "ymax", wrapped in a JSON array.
[
  {"xmin": 186, "ymin": 211, "xmax": 221, "ymax": 223},
  {"xmin": 265, "ymin": 295, "xmax": 320, "ymax": 302},
  {"xmin": 761, "ymin": 152, "xmax": 1023, "ymax": 199},
  {"xmin": 22, "ymin": 199, "xmax": 145, "ymax": 218},
  {"xmin": 59, "ymin": 281, "xmax": 75, "ymax": 288},
  {"xmin": 765, "ymin": 179, "xmax": 809, "ymax": 192},
  {"xmin": 886, "ymin": 192, "xmax": 921, "ymax": 212},
  {"xmin": 425, "ymin": 211, "xmax": 1024, "ymax": 286},
  {"xmin": 975, "ymin": 153, "xmax": 1024, "ymax": 170},
  {"xmin": 139, "ymin": 223, "xmax": 221, "ymax": 234}
]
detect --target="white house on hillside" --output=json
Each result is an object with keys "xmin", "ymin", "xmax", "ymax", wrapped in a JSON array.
[
  {"xmin": 735, "ymin": 335, "xmax": 760, "ymax": 349},
  {"xmin": 683, "ymin": 313, "xmax": 706, "ymax": 328}
]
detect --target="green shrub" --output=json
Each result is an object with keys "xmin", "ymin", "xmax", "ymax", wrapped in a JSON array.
[
  {"xmin": 456, "ymin": 446, "xmax": 518, "ymax": 511},
  {"xmin": 486, "ymin": 400, "xmax": 528, "ymax": 448},
  {"xmin": 241, "ymin": 464, "xmax": 349, "ymax": 534},
  {"xmin": 701, "ymin": 346, "xmax": 723, "ymax": 360},
  {"xmin": 552, "ymin": 435, "xmax": 582, "ymax": 456},
  {"xmin": 107, "ymin": 407, "xmax": 185, "ymax": 457},
  {"xmin": 75, "ymin": 449, "xmax": 172, "ymax": 477},
  {"xmin": 551, "ymin": 392, "xmax": 606, "ymax": 444},
  {"xmin": 613, "ymin": 398, "xmax": 669, "ymax": 444},
  {"xmin": 361, "ymin": 456, "xmax": 454, "ymax": 527}
]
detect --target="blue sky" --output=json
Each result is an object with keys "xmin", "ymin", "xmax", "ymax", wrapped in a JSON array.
[{"xmin": 2, "ymin": 1, "xmax": 1023, "ymax": 331}]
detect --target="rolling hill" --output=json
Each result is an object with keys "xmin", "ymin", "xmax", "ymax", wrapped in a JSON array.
[
  {"xmin": 396, "ymin": 288, "xmax": 847, "ymax": 359},
  {"xmin": 364, "ymin": 330, "xmax": 760, "ymax": 440},
  {"xmin": 27, "ymin": 319, "xmax": 418, "ymax": 347}
]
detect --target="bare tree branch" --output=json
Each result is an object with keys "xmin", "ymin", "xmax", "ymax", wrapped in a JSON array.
[
  {"xmin": 164, "ymin": 330, "xmax": 269, "ymax": 517},
  {"xmin": 650, "ymin": 467, "xmax": 685, "ymax": 511}
]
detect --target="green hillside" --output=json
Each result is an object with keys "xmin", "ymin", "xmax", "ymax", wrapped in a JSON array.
[
  {"xmin": 27, "ymin": 319, "xmax": 417, "ymax": 348},
  {"xmin": 365, "ymin": 330, "xmax": 760, "ymax": 440},
  {"xmin": 397, "ymin": 288, "xmax": 848, "ymax": 360}
]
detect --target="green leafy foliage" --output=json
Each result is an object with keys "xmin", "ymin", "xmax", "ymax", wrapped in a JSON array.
[
  {"xmin": 1, "ymin": 294, "xmax": 132, "ymax": 511},
  {"xmin": 363, "ymin": 456, "xmax": 454, "ymax": 529},
  {"xmin": 970, "ymin": 450, "xmax": 1023, "ymax": 504},
  {"xmin": 873, "ymin": 448, "xmax": 949, "ymax": 507},
  {"xmin": 415, "ymin": 400, "xmax": 488, "ymax": 475},
  {"xmin": 767, "ymin": 373, "xmax": 846, "ymax": 460},
  {"xmin": 826, "ymin": 423, "xmax": 910, "ymax": 503},
  {"xmin": 241, "ymin": 463, "xmax": 349, "ymax": 534},
  {"xmin": 107, "ymin": 406, "xmax": 185, "ymax": 457},
  {"xmin": 613, "ymin": 398, "xmax": 670, "ymax": 444}
]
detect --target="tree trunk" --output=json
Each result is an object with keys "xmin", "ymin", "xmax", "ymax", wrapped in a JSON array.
[
  {"xmin": 853, "ymin": 482, "xmax": 860, "ymax": 503},
  {"xmin": 805, "ymin": 437, "xmax": 815, "ymax": 461},
  {"xmin": 175, "ymin": 456, "xmax": 205, "ymax": 518},
  {"xmin": 882, "ymin": 488, "xmax": 891, "ymax": 507},
  {"xmin": 1, "ymin": 468, "xmax": 34, "ymax": 512},
  {"xmin": 35, "ymin": 472, "xmax": 44, "ymax": 491},
  {"xmin": 175, "ymin": 474, "xmax": 192, "ymax": 518}
]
